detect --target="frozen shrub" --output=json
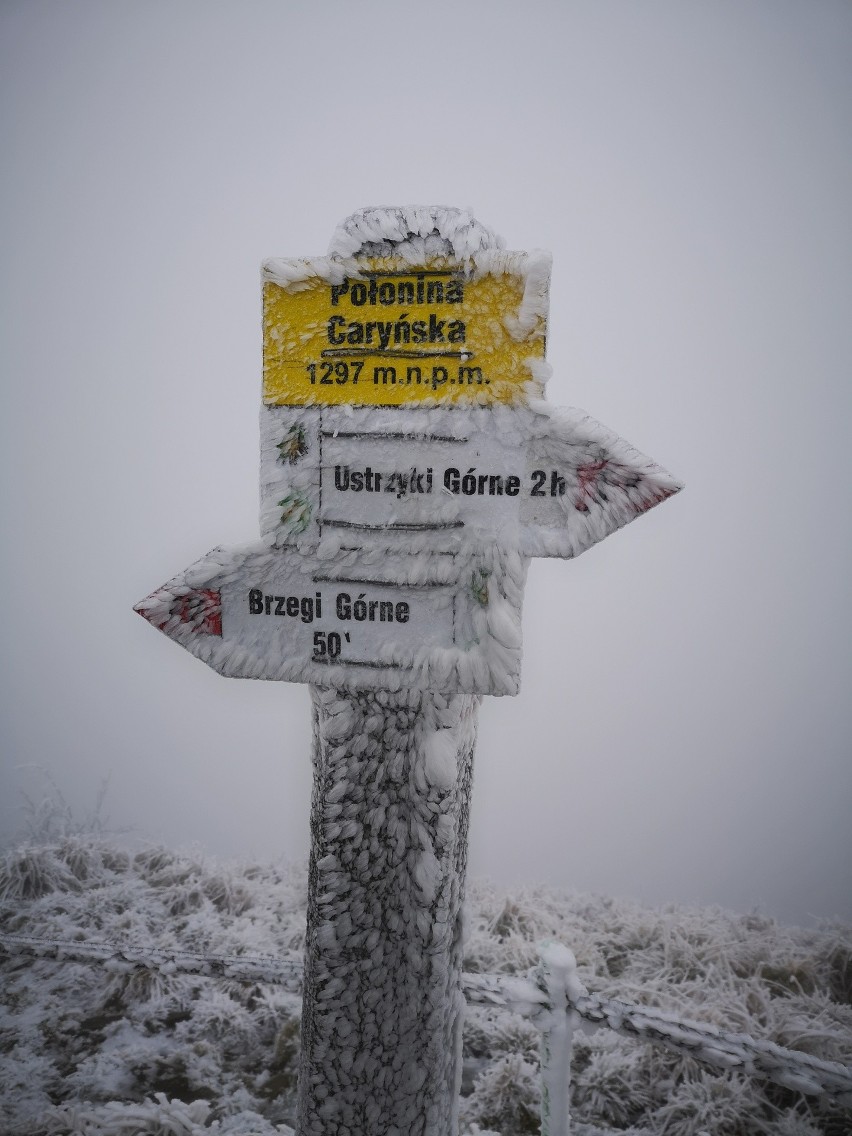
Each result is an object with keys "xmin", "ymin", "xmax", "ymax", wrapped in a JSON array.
[
  {"xmin": 461, "ymin": 1053, "xmax": 541, "ymax": 1135},
  {"xmin": 653, "ymin": 1069, "xmax": 774, "ymax": 1135},
  {"xmin": 0, "ymin": 844, "xmax": 83, "ymax": 900},
  {"xmin": 571, "ymin": 1035, "xmax": 653, "ymax": 1129}
]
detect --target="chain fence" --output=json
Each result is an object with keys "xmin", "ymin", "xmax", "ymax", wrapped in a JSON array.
[{"xmin": 3, "ymin": 930, "xmax": 851, "ymax": 1135}]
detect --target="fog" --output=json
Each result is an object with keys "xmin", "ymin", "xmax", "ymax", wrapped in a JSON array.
[{"xmin": 2, "ymin": 0, "xmax": 850, "ymax": 928}]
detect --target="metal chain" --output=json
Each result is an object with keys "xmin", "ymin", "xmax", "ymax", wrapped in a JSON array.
[{"xmin": 0, "ymin": 931, "xmax": 303, "ymax": 991}]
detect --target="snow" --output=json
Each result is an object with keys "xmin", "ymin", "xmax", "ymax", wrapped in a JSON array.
[
  {"xmin": 422, "ymin": 724, "xmax": 462, "ymax": 791},
  {"xmin": 2, "ymin": 830, "xmax": 851, "ymax": 1135},
  {"xmin": 325, "ymin": 207, "xmax": 504, "ymax": 262}
]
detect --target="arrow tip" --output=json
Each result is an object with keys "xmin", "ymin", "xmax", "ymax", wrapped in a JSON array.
[{"xmin": 134, "ymin": 587, "xmax": 222, "ymax": 637}]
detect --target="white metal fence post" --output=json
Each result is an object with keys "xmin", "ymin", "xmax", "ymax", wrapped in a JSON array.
[{"xmin": 538, "ymin": 942, "xmax": 584, "ymax": 1136}]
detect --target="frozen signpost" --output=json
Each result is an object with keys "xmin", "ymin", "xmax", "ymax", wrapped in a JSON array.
[{"xmin": 135, "ymin": 207, "xmax": 681, "ymax": 1135}]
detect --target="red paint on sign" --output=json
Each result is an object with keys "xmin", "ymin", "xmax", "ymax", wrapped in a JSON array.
[
  {"xmin": 135, "ymin": 589, "xmax": 222, "ymax": 637},
  {"xmin": 173, "ymin": 589, "xmax": 222, "ymax": 635},
  {"xmin": 632, "ymin": 485, "xmax": 678, "ymax": 515},
  {"xmin": 573, "ymin": 459, "xmax": 676, "ymax": 518},
  {"xmin": 575, "ymin": 459, "xmax": 608, "ymax": 513}
]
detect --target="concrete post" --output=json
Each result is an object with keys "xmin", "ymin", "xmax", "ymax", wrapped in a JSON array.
[{"xmin": 297, "ymin": 686, "xmax": 480, "ymax": 1135}]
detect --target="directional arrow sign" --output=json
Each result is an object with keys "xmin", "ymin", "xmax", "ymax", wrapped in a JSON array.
[
  {"xmin": 135, "ymin": 543, "xmax": 527, "ymax": 696},
  {"xmin": 261, "ymin": 403, "xmax": 680, "ymax": 558}
]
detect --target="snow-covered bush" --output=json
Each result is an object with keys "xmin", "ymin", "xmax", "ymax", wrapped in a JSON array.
[{"xmin": 461, "ymin": 1053, "xmax": 541, "ymax": 1134}]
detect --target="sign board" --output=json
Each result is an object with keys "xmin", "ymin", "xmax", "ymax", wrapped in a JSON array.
[
  {"xmin": 136, "ymin": 243, "xmax": 680, "ymax": 694},
  {"xmin": 262, "ymin": 252, "xmax": 550, "ymax": 407},
  {"xmin": 260, "ymin": 404, "xmax": 680, "ymax": 558},
  {"xmin": 135, "ymin": 543, "xmax": 525, "ymax": 696}
]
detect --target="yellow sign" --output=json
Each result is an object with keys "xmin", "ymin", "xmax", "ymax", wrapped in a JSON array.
[{"xmin": 262, "ymin": 254, "xmax": 550, "ymax": 406}]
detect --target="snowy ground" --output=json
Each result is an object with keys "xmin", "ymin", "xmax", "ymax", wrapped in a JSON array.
[{"xmin": 1, "ymin": 826, "xmax": 850, "ymax": 1136}]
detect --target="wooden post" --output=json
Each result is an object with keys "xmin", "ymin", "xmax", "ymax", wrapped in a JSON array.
[{"xmin": 297, "ymin": 687, "xmax": 479, "ymax": 1135}]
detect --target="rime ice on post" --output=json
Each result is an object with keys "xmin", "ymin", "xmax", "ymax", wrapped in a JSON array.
[
  {"xmin": 299, "ymin": 687, "xmax": 477, "ymax": 1135},
  {"xmin": 134, "ymin": 206, "xmax": 682, "ymax": 1134},
  {"xmin": 538, "ymin": 942, "xmax": 586, "ymax": 1136}
]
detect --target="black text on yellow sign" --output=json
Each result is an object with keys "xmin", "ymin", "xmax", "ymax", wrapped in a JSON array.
[{"xmin": 262, "ymin": 256, "xmax": 549, "ymax": 407}]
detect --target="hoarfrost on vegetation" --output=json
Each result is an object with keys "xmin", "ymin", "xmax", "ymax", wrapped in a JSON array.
[{"xmin": 1, "ymin": 831, "xmax": 851, "ymax": 1135}]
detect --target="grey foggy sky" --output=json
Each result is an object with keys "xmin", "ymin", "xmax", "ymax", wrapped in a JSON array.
[{"xmin": 1, "ymin": 0, "xmax": 850, "ymax": 927}]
